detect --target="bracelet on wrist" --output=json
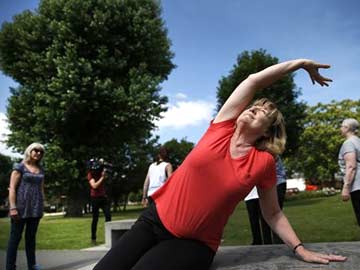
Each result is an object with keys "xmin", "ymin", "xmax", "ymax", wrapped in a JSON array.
[
  {"xmin": 293, "ymin": 243, "xmax": 304, "ymax": 254},
  {"xmin": 10, "ymin": 207, "xmax": 17, "ymax": 210}
]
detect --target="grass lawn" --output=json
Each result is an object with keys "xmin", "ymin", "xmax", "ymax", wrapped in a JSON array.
[
  {"xmin": 223, "ymin": 195, "xmax": 360, "ymax": 245},
  {"xmin": 0, "ymin": 195, "xmax": 359, "ymax": 250},
  {"xmin": 0, "ymin": 207, "xmax": 143, "ymax": 250}
]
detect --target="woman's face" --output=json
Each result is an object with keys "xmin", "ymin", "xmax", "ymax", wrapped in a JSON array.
[
  {"xmin": 236, "ymin": 105, "xmax": 274, "ymax": 135},
  {"xmin": 30, "ymin": 148, "xmax": 44, "ymax": 162},
  {"xmin": 340, "ymin": 122, "xmax": 350, "ymax": 137}
]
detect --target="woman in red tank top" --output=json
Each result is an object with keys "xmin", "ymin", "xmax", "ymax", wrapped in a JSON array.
[{"xmin": 93, "ymin": 59, "xmax": 346, "ymax": 270}]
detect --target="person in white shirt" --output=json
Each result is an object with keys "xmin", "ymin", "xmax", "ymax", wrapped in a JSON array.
[{"xmin": 142, "ymin": 147, "xmax": 173, "ymax": 207}]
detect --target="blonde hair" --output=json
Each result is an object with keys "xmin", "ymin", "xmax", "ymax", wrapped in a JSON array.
[
  {"xmin": 24, "ymin": 142, "xmax": 45, "ymax": 163},
  {"xmin": 252, "ymin": 98, "xmax": 287, "ymax": 155}
]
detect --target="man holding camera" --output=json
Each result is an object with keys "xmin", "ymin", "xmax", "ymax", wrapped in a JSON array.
[{"xmin": 87, "ymin": 159, "xmax": 112, "ymax": 244}]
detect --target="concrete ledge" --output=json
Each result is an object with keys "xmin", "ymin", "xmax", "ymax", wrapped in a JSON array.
[
  {"xmin": 104, "ymin": 219, "xmax": 136, "ymax": 248},
  {"xmin": 211, "ymin": 242, "xmax": 360, "ymax": 269},
  {"xmin": 0, "ymin": 241, "xmax": 358, "ymax": 269}
]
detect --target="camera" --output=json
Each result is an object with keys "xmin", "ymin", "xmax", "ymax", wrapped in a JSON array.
[{"xmin": 87, "ymin": 158, "xmax": 115, "ymax": 177}]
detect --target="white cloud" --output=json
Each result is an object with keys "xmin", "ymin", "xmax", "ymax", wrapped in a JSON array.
[
  {"xmin": 175, "ymin": 92, "xmax": 187, "ymax": 99},
  {"xmin": 155, "ymin": 100, "xmax": 215, "ymax": 129},
  {"xmin": 0, "ymin": 113, "xmax": 21, "ymax": 158}
]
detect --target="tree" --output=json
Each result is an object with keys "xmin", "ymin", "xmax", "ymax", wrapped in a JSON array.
[
  {"xmin": 107, "ymin": 137, "xmax": 158, "ymax": 211},
  {"xmin": 0, "ymin": 154, "xmax": 13, "ymax": 205},
  {"xmin": 290, "ymin": 99, "xmax": 360, "ymax": 182},
  {"xmin": 0, "ymin": 0, "xmax": 174, "ymax": 215},
  {"xmin": 163, "ymin": 138, "xmax": 194, "ymax": 170},
  {"xmin": 216, "ymin": 49, "xmax": 306, "ymax": 157}
]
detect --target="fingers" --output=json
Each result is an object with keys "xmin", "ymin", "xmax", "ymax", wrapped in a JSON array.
[
  {"xmin": 302, "ymin": 250, "xmax": 347, "ymax": 265},
  {"xmin": 305, "ymin": 61, "xmax": 332, "ymax": 86},
  {"xmin": 315, "ymin": 63, "xmax": 331, "ymax": 69},
  {"xmin": 328, "ymin": 254, "xmax": 347, "ymax": 262},
  {"xmin": 318, "ymin": 253, "xmax": 347, "ymax": 262},
  {"xmin": 313, "ymin": 74, "xmax": 332, "ymax": 87}
]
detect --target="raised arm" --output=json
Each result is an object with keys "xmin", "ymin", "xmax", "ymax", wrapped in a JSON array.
[
  {"xmin": 214, "ymin": 59, "xmax": 332, "ymax": 123},
  {"xmin": 89, "ymin": 170, "xmax": 107, "ymax": 189}
]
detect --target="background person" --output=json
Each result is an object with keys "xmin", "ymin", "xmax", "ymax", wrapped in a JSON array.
[
  {"xmin": 93, "ymin": 59, "xmax": 346, "ymax": 270},
  {"xmin": 87, "ymin": 158, "xmax": 112, "ymax": 244},
  {"xmin": 142, "ymin": 147, "xmax": 173, "ymax": 207},
  {"xmin": 245, "ymin": 187, "xmax": 272, "ymax": 245},
  {"xmin": 6, "ymin": 143, "xmax": 45, "ymax": 270},
  {"xmin": 245, "ymin": 156, "xmax": 287, "ymax": 245},
  {"xmin": 339, "ymin": 118, "xmax": 360, "ymax": 226}
]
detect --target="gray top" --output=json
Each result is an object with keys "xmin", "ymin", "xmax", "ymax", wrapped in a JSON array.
[
  {"xmin": 338, "ymin": 135, "xmax": 360, "ymax": 193},
  {"xmin": 14, "ymin": 162, "xmax": 45, "ymax": 218},
  {"xmin": 275, "ymin": 156, "xmax": 286, "ymax": 185}
]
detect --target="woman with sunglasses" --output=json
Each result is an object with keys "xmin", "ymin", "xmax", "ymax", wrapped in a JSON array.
[
  {"xmin": 6, "ymin": 143, "xmax": 45, "ymax": 270},
  {"xmin": 94, "ymin": 59, "xmax": 346, "ymax": 270}
]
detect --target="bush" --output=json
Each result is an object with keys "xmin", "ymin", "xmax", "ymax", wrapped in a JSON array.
[
  {"xmin": 128, "ymin": 190, "xmax": 142, "ymax": 203},
  {"xmin": 285, "ymin": 188, "xmax": 340, "ymax": 201}
]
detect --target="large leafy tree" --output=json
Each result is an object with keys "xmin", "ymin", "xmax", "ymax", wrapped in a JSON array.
[
  {"xmin": 290, "ymin": 99, "xmax": 360, "ymax": 182},
  {"xmin": 216, "ymin": 49, "xmax": 306, "ymax": 157},
  {"xmin": 0, "ymin": 0, "xmax": 174, "ymax": 215},
  {"xmin": 0, "ymin": 154, "xmax": 13, "ymax": 205},
  {"xmin": 162, "ymin": 138, "xmax": 194, "ymax": 170}
]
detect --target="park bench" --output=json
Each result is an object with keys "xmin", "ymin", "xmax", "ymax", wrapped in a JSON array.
[{"xmin": 105, "ymin": 219, "xmax": 136, "ymax": 248}]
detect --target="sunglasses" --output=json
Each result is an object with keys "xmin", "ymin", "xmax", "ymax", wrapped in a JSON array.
[{"xmin": 33, "ymin": 149, "xmax": 44, "ymax": 154}]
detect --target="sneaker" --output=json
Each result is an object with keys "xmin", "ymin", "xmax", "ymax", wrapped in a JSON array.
[{"xmin": 32, "ymin": 264, "xmax": 41, "ymax": 270}]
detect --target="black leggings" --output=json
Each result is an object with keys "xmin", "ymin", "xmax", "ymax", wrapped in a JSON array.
[
  {"xmin": 350, "ymin": 189, "xmax": 360, "ymax": 226},
  {"xmin": 91, "ymin": 197, "xmax": 112, "ymax": 240},
  {"xmin": 93, "ymin": 200, "xmax": 215, "ymax": 270}
]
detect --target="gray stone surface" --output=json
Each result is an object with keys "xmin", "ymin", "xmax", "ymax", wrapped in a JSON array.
[
  {"xmin": 1, "ymin": 241, "xmax": 358, "ymax": 270},
  {"xmin": 0, "ymin": 250, "xmax": 104, "ymax": 270},
  {"xmin": 211, "ymin": 242, "xmax": 359, "ymax": 270},
  {"xmin": 104, "ymin": 219, "xmax": 136, "ymax": 248}
]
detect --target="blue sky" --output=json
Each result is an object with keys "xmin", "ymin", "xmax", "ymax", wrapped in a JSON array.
[{"xmin": 1, "ymin": 0, "xmax": 360, "ymax": 156}]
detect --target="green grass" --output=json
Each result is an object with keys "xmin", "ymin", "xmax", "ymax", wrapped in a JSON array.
[
  {"xmin": 223, "ymin": 195, "xmax": 360, "ymax": 245},
  {"xmin": 0, "ymin": 206, "xmax": 143, "ymax": 250},
  {"xmin": 1, "ymin": 196, "xmax": 359, "ymax": 250}
]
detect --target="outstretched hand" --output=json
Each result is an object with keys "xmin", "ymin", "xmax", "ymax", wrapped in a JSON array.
[
  {"xmin": 302, "ymin": 60, "xmax": 332, "ymax": 86},
  {"xmin": 296, "ymin": 247, "xmax": 347, "ymax": 264}
]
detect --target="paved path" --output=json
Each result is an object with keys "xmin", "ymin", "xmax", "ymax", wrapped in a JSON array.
[{"xmin": 1, "ymin": 241, "xmax": 359, "ymax": 270}]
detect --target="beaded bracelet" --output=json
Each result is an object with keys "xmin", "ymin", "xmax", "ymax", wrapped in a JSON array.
[{"xmin": 293, "ymin": 243, "xmax": 304, "ymax": 254}]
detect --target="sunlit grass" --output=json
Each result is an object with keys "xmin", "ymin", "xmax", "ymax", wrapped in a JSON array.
[{"xmin": 1, "ymin": 196, "xmax": 359, "ymax": 250}]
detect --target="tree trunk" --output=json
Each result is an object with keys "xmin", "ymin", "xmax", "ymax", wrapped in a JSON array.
[
  {"xmin": 122, "ymin": 193, "xmax": 128, "ymax": 211},
  {"xmin": 65, "ymin": 194, "xmax": 84, "ymax": 217}
]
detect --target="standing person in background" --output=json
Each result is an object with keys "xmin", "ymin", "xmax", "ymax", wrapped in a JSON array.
[
  {"xmin": 142, "ymin": 147, "xmax": 173, "ymax": 207},
  {"xmin": 244, "ymin": 186, "xmax": 272, "ymax": 245},
  {"xmin": 245, "ymin": 156, "xmax": 287, "ymax": 245},
  {"xmin": 339, "ymin": 118, "xmax": 360, "ymax": 226},
  {"xmin": 6, "ymin": 143, "xmax": 45, "ymax": 270},
  {"xmin": 87, "ymin": 158, "xmax": 112, "ymax": 244},
  {"xmin": 272, "ymin": 156, "xmax": 287, "ymax": 243}
]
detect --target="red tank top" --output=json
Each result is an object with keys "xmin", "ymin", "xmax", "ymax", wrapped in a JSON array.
[{"xmin": 151, "ymin": 119, "xmax": 276, "ymax": 251}]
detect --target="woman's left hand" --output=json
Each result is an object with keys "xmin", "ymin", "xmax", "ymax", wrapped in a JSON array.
[
  {"xmin": 302, "ymin": 60, "xmax": 333, "ymax": 87},
  {"xmin": 296, "ymin": 247, "xmax": 347, "ymax": 264}
]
